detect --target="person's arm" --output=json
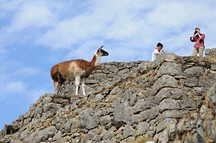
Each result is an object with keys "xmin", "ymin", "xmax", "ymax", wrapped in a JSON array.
[
  {"xmin": 200, "ymin": 33, "xmax": 205, "ymax": 40},
  {"xmin": 190, "ymin": 36, "xmax": 196, "ymax": 42},
  {"xmin": 160, "ymin": 49, "xmax": 166, "ymax": 54}
]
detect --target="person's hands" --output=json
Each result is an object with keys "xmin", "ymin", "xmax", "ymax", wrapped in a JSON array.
[{"xmin": 194, "ymin": 32, "xmax": 200, "ymax": 38}]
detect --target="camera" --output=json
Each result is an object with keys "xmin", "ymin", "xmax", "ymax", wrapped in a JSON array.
[{"xmin": 194, "ymin": 31, "xmax": 200, "ymax": 38}]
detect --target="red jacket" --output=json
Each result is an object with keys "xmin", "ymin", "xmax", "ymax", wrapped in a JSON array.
[{"xmin": 190, "ymin": 33, "xmax": 205, "ymax": 48}]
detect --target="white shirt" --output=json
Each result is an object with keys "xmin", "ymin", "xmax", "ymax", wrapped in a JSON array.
[
  {"xmin": 152, "ymin": 48, "xmax": 160, "ymax": 61},
  {"xmin": 151, "ymin": 48, "xmax": 165, "ymax": 61}
]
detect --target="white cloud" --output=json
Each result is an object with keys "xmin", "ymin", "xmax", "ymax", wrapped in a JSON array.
[
  {"xmin": 0, "ymin": 60, "xmax": 43, "ymax": 98},
  {"xmin": 147, "ymin": 1, "xmax": 216, "ymax": 28},
  {"xmin": 0, "ymin": 0, "xmax": 25, "ymax": 13},
  {"xmin": 37, "ymin": 0, "xmax": 157, "ymax": 49},
  {"xmin": 11, "ymin": 3, "xmax": 57, "ymax": 31},
  {"xmin": 35, "ymin": 0, "xmax": 215, "ymax": 59},
  {"xmin": 65, "ymin": 40, "xmax": 104, "ymax": 59},
  {"xmin": 0, "ymin": 0, "xmax": 216, "ymax": 59},
  {"xmin": 0, "ymin": 0, "xmax": 58, "ymax": 49},
  {"xmin": 0, "ymin": 80, "xmax": 50, "ymax": 103}
]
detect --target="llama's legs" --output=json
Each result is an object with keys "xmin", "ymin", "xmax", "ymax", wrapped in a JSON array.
[
  {"xmin": 81, "ymin": 79, "xmax": 86, "ymax": 96},
  {"xmin": 75, "ymin": 76, "xmax": 80, "ymax": 95},
  {"xmin": 53, "ymin": 81, "xmax": 58, "ymax": 94}
]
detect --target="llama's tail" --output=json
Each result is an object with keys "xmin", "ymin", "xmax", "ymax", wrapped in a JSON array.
[
  {"xmin": 50, "ymin": 64, "xmax": 65, "ymax": 84},
  {"xmin": 51, "ymin": 65, "xmax": 59, "ymax": 81}
]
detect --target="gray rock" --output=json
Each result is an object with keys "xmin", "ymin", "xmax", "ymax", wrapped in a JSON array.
[
  {"xmin": 133, "ymin": 99, "xmax": 154, "ymax": 114},
  {"xmin": 183, "ymin": 76, "xmax": 199, "ymax": 87},
  {"xmin": 162, "ymin": 110, "xmax": 185, "ymax": 118},
  {"xmin": 205, "ymin": 48, "xmax": 216, "ymax": 58},
  {"xmin": 53, "ymin": 131, "xmax": 67, "ymax": 143},
  {"xmin": 155, "ymin": 88, "xmax": 183, "ymax": 102},
  {"xmin": 136, "ymin": 122, "xmax": 149, "ymax": 135},
  {"xmin": 179, "ymin": 97, "xmax": 197, "ymax": 110},
  {"xmin": 62, "ymin": 119, "xmax": 73, "ymax": 133},
  {"xmin": 23, "ymin": 126, "xmax": 56, "ymax": 143},
  {"xmin": 184, "ymin": 66, "xmax": 204, "ymax": 76},
  {"xmin": 100, "ymin": 115, "xmax": 112, "ymax": 126},
  {"xmin": 157, "ymin": 53, "xmax": 178, "ymax": 62},
  {"xmin": 155, "ymin": 129, "xmax": 169, "ymax": 143},
  {"xmin": 152, "ymin": 75, "xmax": 178, "ymax": 95},
  {"xmin": 10, "ymin": 140, "xmax": 23, "ymax": 143},
  {"xmin": 156, "ymin": 119, "xmax": 177, "ymax": 134},
  {"xmin": 110, "ymin": 86, "xmax": 122, "ymax": 95},
  {"xmin": 113, "ymin": 102, "xmax": 133, "ymax": 124},
  {"xmin": 159, "ymin": 98, "xmax": 180, "ymax": 112},
  {"xmin": 94, "ymin": 94, "xmax": 105, "ymax": 102},
  {"xmin": 128, "ymin": 94, "xmax": 137, "ymax": 106},
  {"xmin": 80, "ymin": 109, "xmax": 98, "ymax": 130},
  {"xmin": 211, "ymin": 64, "xmax": 216, "ymax": 71},
  {"xmin": 199, "ymin": 77, "xmax": 216, "ymax": 88},
  {"xmin": 102, "ymin": 128, "xmax": 115, "ymax": 140},
  {"xmin": 137, "ymin": 62, "xmax": 149, "ymax": 73},
  {"xmin": 203, "ymin": 119, "xmax": 216, "ymax": 141},
  {"xmin": 207, "ymin": 83, "xmax": 216, "ymax": 107},
  {"xmin": 158, "ymin": 62, "xmax": 182, "ymax": 76},
  {"xmin": 139, "ymin": 107, "xmax": 159, "ymax": 121},
  {"xmin": 123, "ymin": 89, "xmax": 138, "ymax": 106},
  {"xmin": 122, "ymin": 125, "xmax": 135, "ymax": 139},
  {"xmin": 200, "ymin": 105, "xmax": 209, "ymax": 119}
]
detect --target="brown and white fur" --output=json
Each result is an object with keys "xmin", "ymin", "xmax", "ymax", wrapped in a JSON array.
[{"xmin": 50, "ymin": 46, "xmax": 109, "ymax": 96}]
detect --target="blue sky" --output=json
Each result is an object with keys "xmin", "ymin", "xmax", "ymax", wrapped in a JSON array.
[{"xmin": 0, "ymin": 0, "xmax": 216, "ymax": 129}]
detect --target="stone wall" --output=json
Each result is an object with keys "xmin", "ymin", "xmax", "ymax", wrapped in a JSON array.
[
  {"xmin": 1, "ymin": 55, "xmax": 216, "ymax": 143},
  {"xmin": 205, "ymin": 48, "xmax": 216, "ymax": 58}
]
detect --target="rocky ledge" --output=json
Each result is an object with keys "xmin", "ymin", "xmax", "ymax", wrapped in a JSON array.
[{"xmin": 0, "ymin": 54, "xmax": 216, "ymax": 143}]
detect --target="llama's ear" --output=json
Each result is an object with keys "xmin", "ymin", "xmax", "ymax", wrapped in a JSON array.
[{"xmin": 99, "ymin": 45, "xmax": 104, "ymax": 49}]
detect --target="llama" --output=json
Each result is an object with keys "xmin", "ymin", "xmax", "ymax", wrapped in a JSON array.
[{"xmin": 50, "ymin": 45, "xmax": 109, "ymax": 96}]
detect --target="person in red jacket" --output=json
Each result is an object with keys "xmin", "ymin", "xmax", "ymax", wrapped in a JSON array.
[{"xmin": 190, "ymin": 27, "xmax": 205, "ymax": 57}]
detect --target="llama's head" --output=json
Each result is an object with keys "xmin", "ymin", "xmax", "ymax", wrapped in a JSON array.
[{"xmin": 96, "ymin": 45, "xmax": 109, "ymax": 56}]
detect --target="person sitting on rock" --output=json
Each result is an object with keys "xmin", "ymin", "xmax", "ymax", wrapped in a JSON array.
[
  {"xmin": 190, "ymin": 27, "xmax": 205, "ymax": 57},
  {"xmin": 151, "ymin": 42, "xmax": 165, "ymax": 61}
]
